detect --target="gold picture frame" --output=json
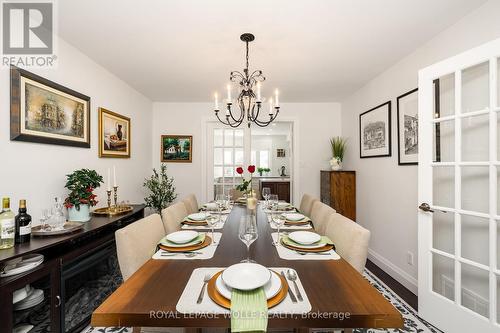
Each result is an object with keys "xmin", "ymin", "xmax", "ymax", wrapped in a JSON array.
[
  {"xmin": 98, "ymin": 107, "xmax": 131, "ymax": 158},
  {"xmin": 161, "ymin": 135, "xmax": 193, "ymax": 163}
]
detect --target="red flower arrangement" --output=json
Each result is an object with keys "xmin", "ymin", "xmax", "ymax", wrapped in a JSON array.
[{"xmin": 235, "ymin": 165, "xmax": 255, "ymax": 196}]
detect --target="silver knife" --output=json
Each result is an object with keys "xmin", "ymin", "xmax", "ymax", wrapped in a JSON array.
[{"xmin": 281, "ymin": 271, "xmax": 297, "ymax": 303}]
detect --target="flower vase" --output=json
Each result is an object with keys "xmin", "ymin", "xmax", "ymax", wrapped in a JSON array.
[
  {"xmin": 330, "ymin": 157, "xmax": 343, "ymax": 171},
  {"xmin": 68, "ymin": 204, "xmax": 91, "ymax": 222},
  {"xmin": 246, "ymin": 192, "xmax": 257, "ymax": 210}
]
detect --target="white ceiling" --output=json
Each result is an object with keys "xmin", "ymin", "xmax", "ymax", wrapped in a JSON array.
[{"xmin": 58, "ymin": 0, "xmax": 487, "ymax": 102}]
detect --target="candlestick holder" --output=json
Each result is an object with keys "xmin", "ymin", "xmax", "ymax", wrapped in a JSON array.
[
  {"xmin": 113, "ymin": 186, "xmax": 118, "ymax": 209},
  {"xmin": 106, "ymin": 190, "xmax": 112, "ymax": 210}
]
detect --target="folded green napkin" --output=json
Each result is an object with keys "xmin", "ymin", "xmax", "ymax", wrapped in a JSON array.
[
  {"xmin": 159, "ymin": 233, "xmax": 205, "ymax": 247},
  {"xmin": 281, "ymin": 235, "xmax": 334, "ymax": 248},
  {"xmin": 230, "ymin": 287, "xmax": 268, "ymax": 333}
]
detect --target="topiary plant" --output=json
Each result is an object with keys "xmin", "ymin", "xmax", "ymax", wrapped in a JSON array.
[{"xmin": 143, "ymin": 163, "xmax": 177, "ymax": 214}]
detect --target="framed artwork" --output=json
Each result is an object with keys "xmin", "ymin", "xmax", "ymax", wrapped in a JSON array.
[
  {"xmin": 161, "ymin": 135, "xmax": 193, "ymax": 162},
  {"xmin": 10, "ymin": 66, "xmax": 90, "ymax": 148},
  {"xmin": 98, "ymin": 108, "xmax": 131, "ymax": 158},
  {"xmin": 277, "ymin": 148, "xmax": 286, "ymax": 157},
  {"xmin": 397, "ymin": 88, "xmax": 419, "ymax": 165},
  {"xmin": 359, "ymin": 101, "xmax": 391, "ymax": 158}
]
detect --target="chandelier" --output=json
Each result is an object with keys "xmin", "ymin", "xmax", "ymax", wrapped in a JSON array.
[{"xmin": 213, "ymin": 33, "xmax": 280, "ymax": 128}]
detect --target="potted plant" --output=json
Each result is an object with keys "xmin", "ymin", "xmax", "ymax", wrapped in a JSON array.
[
  {"xmin": 236, "ymin": 165, "xmax": 257, "ymax": 209},
  {"xmin": 143, "ymin": 163, "xmax": 177, "ymax": 214},
  {"xmin": 64, "ymin": 169, "xmax": 103, "ymax": 222},
  {"xmin": 329, "ymin": 136, "xmax": 347, "ymax": 171},
  {"xmin": 257, "ymin": 167, "xmax": 271, "ymax": 176}
]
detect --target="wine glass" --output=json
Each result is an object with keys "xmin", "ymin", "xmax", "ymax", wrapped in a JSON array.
[
  {"xmin": 40, "ymin": 209, "xmax": 50, "ymax": 231},
  {"xmin": 272, "ymin": 213, "xmax": 286, "ymax": 246},
  {"xmin": 269, "ymin": 194, "xmax": 279, "ymax": 212},
  {"xmin": 206, "ymin": 214, "xmax": 219, "ymax": 245},
  {"xmin": 215, "ymin": 194, "xmax": 225, "ymax": 221},
  {"xmin": 262, "ymin": 187, "xmax": 271, "ymax": 208},
  {"xmin": 238, "ymin": 215, "xmax": 258, "ymax": 262}
]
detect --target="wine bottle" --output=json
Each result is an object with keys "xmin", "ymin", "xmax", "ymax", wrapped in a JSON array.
[
  {"xmin": 15, "ymin": 199, "xmax": 31, "ymax": 244},
  {"xmin": 0, "ymin": 198, "xmax": 15, "ymax": 249}
]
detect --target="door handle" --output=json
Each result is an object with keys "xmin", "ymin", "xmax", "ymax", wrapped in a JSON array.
[{"xmin": 418, "ymin": 203, "xmax": 434, "ymax": 213}]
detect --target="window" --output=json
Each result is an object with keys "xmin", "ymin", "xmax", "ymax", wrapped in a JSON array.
[{"xmin": 213, "ymin": 128, "xmax": 244, "ymax": 197}]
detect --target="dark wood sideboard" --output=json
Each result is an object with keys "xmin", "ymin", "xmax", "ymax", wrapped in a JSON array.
[
  {"xmin": 0, "ymin": 204, "xmax": 145, "ymax": 333},
  {"xmin": 260, "ymin": 179, "xmax": 291, "ymax": 202},
  {"xmin": 320, "ymin": 171, "xmax": 356, "ymax": 221}
]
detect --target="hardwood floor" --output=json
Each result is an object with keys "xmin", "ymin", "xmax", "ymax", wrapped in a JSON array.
[{"xmin": 365, "ymin": 259, "xmax": 418, "ymax": 310}]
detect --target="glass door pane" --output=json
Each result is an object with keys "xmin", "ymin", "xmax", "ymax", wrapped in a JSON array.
[{"xmin": 462, "ymin": 61, "xmax": 489, "ymax": 113}]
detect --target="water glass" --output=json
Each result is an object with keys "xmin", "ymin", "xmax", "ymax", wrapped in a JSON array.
[
  {"xmin": 238, "ymin": 215, "xmax": 258, "ymax": 262},
  {"xmin": 272, "ymin": 213, "xmax": 286, "ymax": 246},
  {"xmin": 262, "ymin": 187, "xmax": 271, "ymax": 207},
  {"xmin": 206, "ymin": 214, "xmax": 219, "ymax": 245},
  {"xmin": 269, "ymin": 194, "xmax": 279, "ymax": 211}
]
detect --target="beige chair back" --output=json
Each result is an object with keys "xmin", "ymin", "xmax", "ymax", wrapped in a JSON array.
[
  {"xmin": 161, "ymin": 202, "xmax": 188, "ymax": 234},
  {"xmin": 325, "ymin": 213, "xmax": 370, "ymax": 273},
  {"xmin": 299, "ymin": 193, "xmax": 319, "ymax": 217},
  {"xmin": 310, "ymin": 201, "xmax": 336, "ymax": 235},
  {"xmin": 183, "ymin": 194, "xmax": 199, "ymax": 214},
  {"xmin": 115, "ymin": 214, "xmax": 165, "ymax": 281}
]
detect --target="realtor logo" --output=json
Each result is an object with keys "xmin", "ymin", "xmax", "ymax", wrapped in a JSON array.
[{"xmin": 1, "ymin": 1, "xmax": 56, "ymax": 67}]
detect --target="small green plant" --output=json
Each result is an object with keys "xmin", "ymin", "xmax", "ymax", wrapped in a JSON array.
[
  {"xmin": 64, "ymin": 169, "xmax": 103, "ymax": 210},
  {"xmin": 330, "ymin": 136, "xmax": 347, "ymax": 161},
  {"xmin": 257, "ymin": 167, "xmax": 271, "ymax": 176},
  {"xmin": 143, "ymin": 164, "xmax": 177, "ymax": 214}
]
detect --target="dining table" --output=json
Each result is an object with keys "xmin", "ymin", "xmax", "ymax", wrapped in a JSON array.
[{"xmin": 91, "ymin": 204, "xmax": 403, "ymax": 330}]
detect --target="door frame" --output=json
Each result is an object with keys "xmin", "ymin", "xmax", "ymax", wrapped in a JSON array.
[
  {"xmin": 418, "ymin": 37, "xmax": 500, "ymax": 332},
  {"xmin": 201, "ymin": 116, "xmax": 300, "ymax": 206}
]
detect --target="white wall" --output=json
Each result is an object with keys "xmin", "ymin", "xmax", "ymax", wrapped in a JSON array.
[
  {"xmin": 340, "ymin": 0, "xmax": 500, "ymax": 293},
  {"xmin": 152, "ymin": 102, "xmax": 341, "ymax": 205},
  {"xmin": 0, "ymin": 38, "xmax": 153, "ymax": 219}
]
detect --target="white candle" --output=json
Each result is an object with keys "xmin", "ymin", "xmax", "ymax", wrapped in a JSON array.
[
  {"xmin": 107, "ymin": 168, "xmax": 111, "ymax": 191},
  {"xmin": 226, "ymin": 84, "xmax": 231, "ymax": 102},
  {"xmin": 256, "ymin": 83, "xmax": 261, "ymax": 101},
  {"xmin": 269, "ymin": 97, "xmax": 273, "ymax": 115},
  {"xmin": 113, "ymin": 166, "xmax": 117, "ymax": 187},
  {"xmin": 275, "ymin": 89, "xmax": 279, "ymax": 107},
  {"xmin": 214, "ymin": 92, "xmax": 219, "ymax": 110}
]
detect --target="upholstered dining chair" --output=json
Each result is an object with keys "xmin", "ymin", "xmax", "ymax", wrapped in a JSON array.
[
  {"xmin": 115, "ymin": 213, "xmax": 165, "ymax": 281},
  {"xmin": 299, "ymin": 193, "xmax": 319, "ymax": 217},
  {"xmin": 161, "ymin": 201, "xmax": 188, "ymax": 234},
  {"xmin": 182, "ymin": 194, "xmax": 199, "ymax": 214},
  {"xmin": 310, "ymin": 201, "xmax": 336, "ymax": 235},
  {"xmin": 325, "ymin": 213, "xmax": 371, "ymax": 273}
]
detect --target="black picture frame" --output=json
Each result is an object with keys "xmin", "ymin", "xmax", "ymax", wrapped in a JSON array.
[
  {"xmin": 397, "ymin": 88, "xmax": 419, "ymax": 165},
  {"xmin": 359, "ymin": 101, "xmax": 392, "ymax": 158},
  {"xmin": 10, "ymin": 66, "xmax": 91, "ymax": 148}
]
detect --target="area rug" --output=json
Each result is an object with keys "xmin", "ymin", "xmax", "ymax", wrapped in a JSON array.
[{"xmin": 83, "ymin": 269, "xmax": 443, "ymax": 333}]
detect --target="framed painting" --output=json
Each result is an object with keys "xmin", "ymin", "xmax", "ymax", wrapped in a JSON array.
[
  {"xmin": 397, "ymin": 88, "xmax": 418, "ymax": 165},
  {"xmin": 359, "ymin": 101, "xmax": 391, "ymax": 158},
  {"xmin": 98, "ymin": 108, "xmax": 131, "ymax": 158},
  {"xmin": 161, "ymin": 135, "xmax": 193, "ymax": 163},
  {"xmin": 10, "ymin": 66, "xmax": 90, "ymax": 148}
]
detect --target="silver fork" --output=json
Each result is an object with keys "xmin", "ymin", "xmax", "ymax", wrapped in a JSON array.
[
  {"xmin": 295, "ymin": 251, "xmax": 331, "ymax": 256},
  {"xmin": 197, "ymin": 273, "xmax": 212, "ymax": 304}
]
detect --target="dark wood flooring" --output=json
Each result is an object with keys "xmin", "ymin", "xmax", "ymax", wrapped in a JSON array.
[{"xmin": 366, "ymin": 259, "xmax": 418, "ymax": 310}]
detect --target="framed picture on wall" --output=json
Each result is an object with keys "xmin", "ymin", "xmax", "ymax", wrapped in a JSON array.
[
  {"xmin": 10, "ymin": 66, "xmax": 91, "ymax": 148},
  {"xmin": 397, "ymin": 88, "xmax": 419, "ymax": 165},
  {"xmin": 98, "ymin": 108, "xmax": 131, "ymax": 158},
  {"xmin": 359, "ymin": 101, "xmax": 391, "ymax": 158},
  {"xmin": 161, "ymin": 135, "xmax": 193, "ymax": 162}
]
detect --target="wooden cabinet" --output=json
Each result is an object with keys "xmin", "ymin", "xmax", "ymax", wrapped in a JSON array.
[
  {"xmin": 260, "ymin": 180, "xmax": 291, "ymax": 202},
  {"xmin": 320, "ymin": 171, "xmax": 356, "ymax": 221}
]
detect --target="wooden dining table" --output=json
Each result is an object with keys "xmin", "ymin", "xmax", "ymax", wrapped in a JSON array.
[{"xmin": 91, "ymin": 205, "xmax": 403, "ymax": 330}]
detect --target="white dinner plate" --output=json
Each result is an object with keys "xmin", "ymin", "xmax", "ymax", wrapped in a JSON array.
[
  {"xmin": 13, "ymin": 285, "xmax": 30, "ymax": 304},
  {"xmin": 13, "ymin": 324, "xmax": 34, "ymax": 333},
  {"xmin": 288, "ymin": 231, "xmax": 321, "ymax": 245},
  {"xmin": 166, "ymin": 230, "xmax": 199, "ymax": 244},
  {"xmin": 216, "ymin": 270, "xmax": 281, "ymax": 300},
  {"xmin": 221, "ymin": 263, "xmax": 271, "ymax": 291},
  {"xmin": 204, "ymin": 203, "xmax": 218, "ymax": 210},
  {"xmin": 1, "ymin": 254, "xmax": 44, "ymax": 277},
  {"xmin": 14, "ymin": 288, "xmax": 44, "ymax": 310},
  {"xmin": 282, "ymin": 213, "xmax": 305, "ymax": 221},
  {"xmin": 160, "ymin": 235, "xmax": 204, "ymax": 248},
  {"xmin": 278, "ymin": 202, "xmax": 291, "ymax": 208},
  {"xmin": 286, "ymin": 239, "xmax": 327, "ymax": 249},
  {"xmin": 187, "ymin": 213, "xmax": 209, "ymax": 221}
]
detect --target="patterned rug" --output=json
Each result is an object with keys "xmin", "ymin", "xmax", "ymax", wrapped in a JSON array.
[{"xmin": 83, "ymin": 269, "xmax": 443, "ymax": 333}]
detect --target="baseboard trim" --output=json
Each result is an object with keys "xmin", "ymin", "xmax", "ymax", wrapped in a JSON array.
[{"xmin": 367, "ymin": 248, "xmax": 418, "ymax": 295}]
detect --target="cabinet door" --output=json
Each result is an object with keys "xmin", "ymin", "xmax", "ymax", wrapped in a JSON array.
[
  {"xmin": 331, "ymin": 172, "xmax": 356, "ymax": 221},
  {"xmin": 276, "ymin": 183, "xmax": 291, "ymax": 202}
]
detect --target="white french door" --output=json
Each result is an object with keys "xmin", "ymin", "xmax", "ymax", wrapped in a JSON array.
[{"xmin": 418, "ymin": 38, "xmax": 500, "ymax": 332}]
